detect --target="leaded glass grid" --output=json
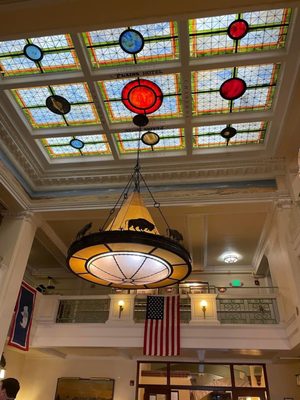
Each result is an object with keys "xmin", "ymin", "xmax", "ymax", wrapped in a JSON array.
[
  {"xmin": 99, "ymin": 73, "xmax": 182, "ymax": 123},
  {"xmin": 189, "ymin": 8, "xmax": 291, "ymax": 57},
  {"xmin": 12, "ymin": 83, "xmax": 100, "ymax": 128},
  {"xmin": 83, "ymin": 22, "xmax": 178, "ymax": 68},
  {"xmin": 40, "ymin": 134, "xmax": 111, "ymax": 159},
  {"xmin": 0, "ymin": 35, "xmax": 80, "ymax": 77},
  {"xmin": 192, "ymin": 63, "xmax": 280, "ymax": 115},
  {"xmin": 193, "ymin": 121, "xmax": 267, "ymax": 148},
  {"xmin": 115, "ymin": 128, "xmax": 185, "ymax": 154}
]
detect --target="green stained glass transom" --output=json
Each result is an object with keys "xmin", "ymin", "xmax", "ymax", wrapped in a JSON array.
[
  {"xmin": 189, "ymin": 8, "xmax": 291, "ymax": 57},
  {"xmin": 99, "ymin": 73, "xmax": 182, "ymax": 123},
  {"xmin": 0, "ymin": 34, "xmax": 80, "ymax": 77},
  {"xmin": 83, "ymin": 22, "xmax": 178, "ymax": 67},
  {"xmin": 40, "ymin": 134, "xmax": 111, "ymax": 158},
  {"xmin": 193, "ymin": 121, "xmax": 267, "ymax": 148},
  {"xmin": 192, "ymin": 63, "xmax": 279, "ymax": 115},
  {"xmin": 115, "ymin": 128, "xmax": 185, "ymax": 154},
  {"xmin": 12, "ymin": 83, "xmax": 100, "ymax": 128}
]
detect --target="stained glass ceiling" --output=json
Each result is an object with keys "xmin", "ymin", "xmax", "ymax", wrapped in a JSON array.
[
  {"xmin": 0, "ymin": 6, "xmax": 293, "ymax": 162},
  {"xmin": 12, "ymin": 83, "xmax": 99, "ymax": 128},
  {"xmin": 0, "ymin": 34, "xmax": 80, "ymax": 77},
  {"xmin": 192, "ymin": 63, "xmax": 279, "ymax": 115},
  {"xmin": 83, "ymin": 22, "xmax": 178, "ymax": 67},
  {"xmin": 193, "ymin": 121, "xmax": 267, "ymax": 148},
  {"xmin": 39, "ymin": 134, "xmax": 111, "ymax": 159},
  {"xmin": 99, "ymin": 73, "xmax": 182, "ymax": 123},
  {"xmin": 190, "ymin": 8, "xmax": 291, "ymax": 57}
]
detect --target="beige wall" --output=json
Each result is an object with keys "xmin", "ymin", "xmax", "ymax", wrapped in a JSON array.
[
  {"xmin": 4, "ymin": 348, "xmax": 136, "ymax": 400},
  {"xmin": 266, "ymin": 362, "xmax": 300, "ymax": 400},
  {"xmin": 4, "ymin": 348, "xmax": 300, "ymax": 400}
]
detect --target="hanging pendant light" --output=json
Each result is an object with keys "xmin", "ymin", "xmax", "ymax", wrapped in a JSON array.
[{"xmin": 67, "ymin": 160, "xmax": 191, "ymax": 289}]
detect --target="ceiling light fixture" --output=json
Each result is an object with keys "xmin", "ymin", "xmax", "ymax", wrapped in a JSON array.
[
  {"xmin": 67, "ymin": 79, "xmax": 191, "ymax": 289},
  {"xmin": 223, "ymin": 253, "xmax": 239, "ymax": 264}
]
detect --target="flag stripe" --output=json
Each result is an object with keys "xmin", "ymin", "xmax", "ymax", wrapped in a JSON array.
[{"xmin": 143, "ymin": 295, "xmax": 180, "ymax": 356}]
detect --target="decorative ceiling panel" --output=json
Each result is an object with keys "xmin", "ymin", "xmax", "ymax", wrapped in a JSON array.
[
  {"xmin": 114, "ymin": 128, "xmax": 185, "ymax": 154},
  {"xmin": 189, "ymin": 8, "xmax": 291, "ymax": 57},
  {"xmin": 99, "ymin": 73, "xmax": 182, "ymax": 123},
  {"xmin": 11, "ymin": 83, "xmax": 100, "ymax": 128},
  {"xmin": 193, "ymin": 121, "xmax": 267, "ymax": 148},
  {"xmin": 83, "ymin": 22, "xmax": 178, "ymax": 67},
  {"xmin": 39, "ymin": 134, "xmax": 111, "ymax": 159},
  {"xmin": 0, "ymin": 35, "xmax": 80, "ymax": 77},
  {"xmin": 192, "ymin": 63, "xmax": 280, "ymax": 115}
]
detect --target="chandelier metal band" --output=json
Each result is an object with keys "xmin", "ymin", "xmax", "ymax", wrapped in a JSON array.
[{"xmin": 67, "ymin": 230, "xmax": 191, "ymax": 289}]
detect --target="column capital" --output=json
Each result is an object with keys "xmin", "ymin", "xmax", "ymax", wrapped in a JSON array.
[
  {"xmin": 0, "ymin": 210, "xmax": 40, "ymax": 226},
  {"xmin": 276, "ymin": 198, "xmax": 293, "ymax": 210}
]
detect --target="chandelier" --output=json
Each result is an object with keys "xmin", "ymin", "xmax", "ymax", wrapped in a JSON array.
[{"xmin": 67, "ymin": 138, "xmax": 191, "ymax": 288}]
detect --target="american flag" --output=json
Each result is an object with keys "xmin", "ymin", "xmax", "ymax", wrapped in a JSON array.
[{"xmin": 143, "ymin": 295, "xmax": 180, "ymax": 356}]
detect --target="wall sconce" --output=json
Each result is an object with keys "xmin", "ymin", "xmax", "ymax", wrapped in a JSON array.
[
  {"xmin": 0, "ymin": 354, "xmax": 6, "ymax": 379},
  {"xmin": 200, "ymin": 300, "xmax": 208, "ymax": 319},
  {"xmin": 118, "ymin": 300, "xmax": 125, "ymax": 318},
  {"xmin": 296, "ymin": 373, "xmax": 300, "ymax": 386}
]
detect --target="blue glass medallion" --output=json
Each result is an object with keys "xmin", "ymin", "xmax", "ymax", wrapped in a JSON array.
[
  {"xmin": 23, "ymin": 43, "xmax": 43, "ymax": 62},
  {"xmin": 119, "ymin": 29, "xmax": 144, "ymax": 54},
  {"xmin": 70, "ymin": 138, "xmax": 84, "ymax": 150}
]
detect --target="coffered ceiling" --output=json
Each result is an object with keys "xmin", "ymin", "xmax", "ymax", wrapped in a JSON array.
[{"xmin": 0, "ymin": 1, "xmax": 299, "ymax": 196}]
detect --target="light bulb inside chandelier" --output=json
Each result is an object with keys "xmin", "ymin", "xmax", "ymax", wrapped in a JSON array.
[{"xmin": 67, "ymin": 121, "xmax": 191, "ymax": 289}]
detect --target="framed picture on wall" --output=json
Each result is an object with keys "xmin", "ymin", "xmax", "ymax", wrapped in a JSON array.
[{"xmin": 54, "ymin": 377, "xmax": 114, "ymax": 400}]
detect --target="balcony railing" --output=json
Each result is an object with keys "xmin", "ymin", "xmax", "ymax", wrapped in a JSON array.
[
  {"xmin": 54, "ymin": 290, "xmax": 279, "ymax": 325},
  {"xmin": 56, "ymin": 298, "xmax": 110, "ymax": 323},
  {"xmin": 216, "ymin": 298, "xmax": 279, "ymax": 324}
]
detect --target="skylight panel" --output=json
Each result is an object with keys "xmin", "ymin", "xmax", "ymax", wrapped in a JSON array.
[
  {"xmin": 193, "ymin": 121, "xmax": 267, "ymax": 148},
  {"xmin": 83, "ymin": 21, "xmax": 178, "ymax": 67},
  {"xmin": 39, "ymin": 134, "xmax": 111, "ymax": 159},
  {"xmin": 189, "ymin": 8, "xmax": 291, "ymax": 57},
  {"xmin": 98, "ymin": 73, "xmax": 182, "ymax": 123},
  {"xmin": 12, "ymin": 83, "xmax": 100, "ymax": 128},
  {"xmin": 0, "ymin": 34, "xmax": 80, "ymax": 77},
  {"xmin": 114, "ymin": 128, "xmax": 185, "ymax": 154},
  {"xmin": 192, "ymin": 63, "xmax": 280, "ymax": 115}
]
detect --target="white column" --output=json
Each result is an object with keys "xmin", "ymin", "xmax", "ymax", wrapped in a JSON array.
[
  {"xmin": 106, "ymin": 294, "xmax": 136, "ymax": 324},
  {"xmin": 0, "ymin": 212, "xmax": 37, "ymax": 353},
  {"xmin": 189, "ymin": 293, "xmax": 220, "ymax": 325}
]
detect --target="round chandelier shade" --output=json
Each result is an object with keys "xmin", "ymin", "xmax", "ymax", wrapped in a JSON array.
[{"xmin": 67, "ymin": 192, "xmax": 191, "ymax": 289}]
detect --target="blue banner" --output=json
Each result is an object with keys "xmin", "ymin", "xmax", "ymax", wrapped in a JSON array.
[{"xmin": 8, "ymin": 282, "xmax": 36, "ymax": 351}]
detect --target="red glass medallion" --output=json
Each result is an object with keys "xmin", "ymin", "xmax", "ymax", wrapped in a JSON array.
[
  {"xmin": 219, "ymin": 78, "xmax": 247, "ymax": 100},
  {"xmin": 122, "ymin": 79, "xmax": 163, "ymax": 114},
  {"xmin": 227, "ymin": 19, "xmax": 249, "ymax": 40}
]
